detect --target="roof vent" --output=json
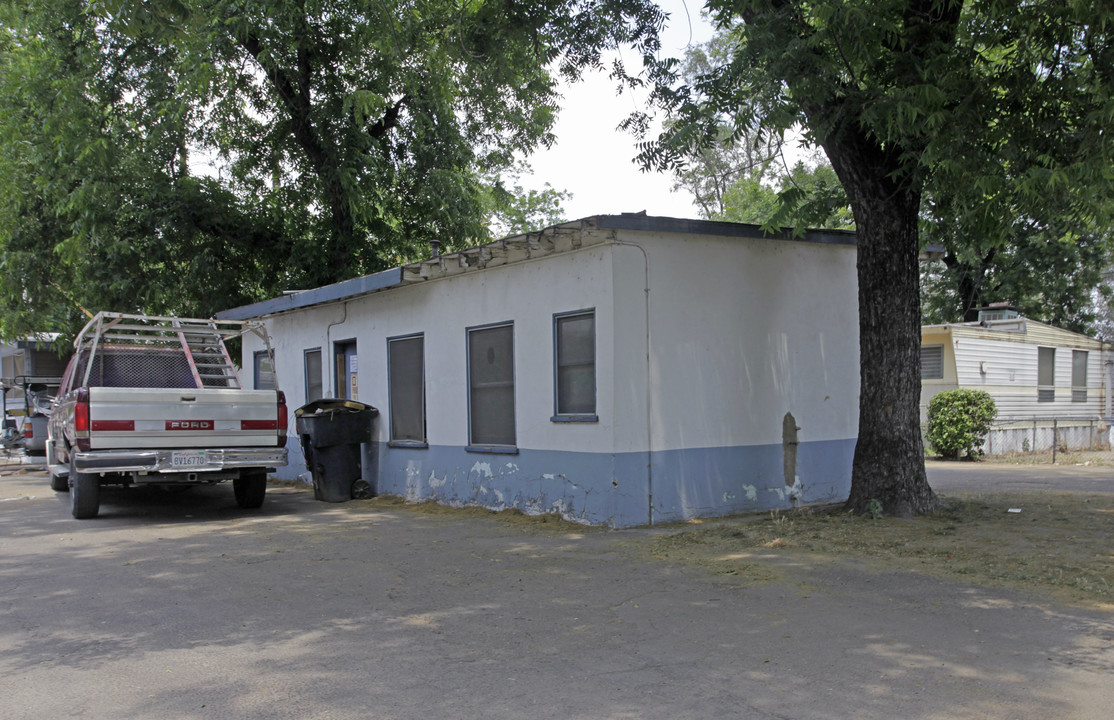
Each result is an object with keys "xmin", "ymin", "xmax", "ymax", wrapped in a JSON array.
[{"xmin": 977, "ymin": 303, "xmax": 1019, "ymax": 323}]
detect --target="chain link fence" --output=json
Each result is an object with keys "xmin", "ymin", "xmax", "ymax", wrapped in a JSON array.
[{"xmin": 981, "ymin": 416, "xmax": 1114, "ymax": 465}]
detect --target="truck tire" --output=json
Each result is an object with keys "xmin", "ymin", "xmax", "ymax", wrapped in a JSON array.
[
  {"xmin": 69, "ymin": 457, "xmax": 100, "ymax": 519},
  {"xmin": 50, "ymin": 473, "xmax": 69, "ymax": 492},
  {"xmin": 234, "ymin": 471, "xmax": 267, "ymax": 509}
]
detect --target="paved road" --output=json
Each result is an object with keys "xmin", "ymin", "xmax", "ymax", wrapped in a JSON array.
[
  {"xmin": 2, "ymin": 463, "xmax": 1113, "ymax": 719},
  {"xmin": 927, "ymin": 459, "xmax": 1114, "ymax": 494}
]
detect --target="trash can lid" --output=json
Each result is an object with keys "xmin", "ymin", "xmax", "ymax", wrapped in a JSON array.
[{"xmin": 295, "ymin": 398, "xmax": 379, "ymax": 417}]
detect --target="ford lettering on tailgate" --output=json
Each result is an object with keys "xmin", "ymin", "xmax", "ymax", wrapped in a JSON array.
[{"xmin": 166, "ymin": 420, "xmax": 214, "ymax": 431}]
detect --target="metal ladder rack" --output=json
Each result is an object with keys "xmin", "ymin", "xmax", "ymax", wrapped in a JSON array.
[
  {"xmin": 177, "ymin": 326, "xmax": 239, "ymax": 388},
  {"xmin": 72, "ymin": 312, "xmax": 272, "ymax": 391}
]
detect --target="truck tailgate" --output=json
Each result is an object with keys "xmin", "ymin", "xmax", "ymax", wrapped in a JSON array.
[{"xmin": 86, "ymin": 387, "xmax": 282, "ymax": 449}]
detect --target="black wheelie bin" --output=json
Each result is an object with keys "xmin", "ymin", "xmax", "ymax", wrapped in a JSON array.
[{"xmin": 295, "ymin": 399, "xmax": 378, "ymax": 502}]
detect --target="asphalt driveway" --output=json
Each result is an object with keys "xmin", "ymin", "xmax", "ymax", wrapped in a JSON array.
[
  {"xmin": 927, "ymin": 458, "xmax": 1114, "ymax": 494},
  {"xmin": 2, "ymin": 461, "xmax": 1113, "ymax": 719}
]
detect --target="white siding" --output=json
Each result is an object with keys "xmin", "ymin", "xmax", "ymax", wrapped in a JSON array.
[{"xmin": 931, "ymin": 326, "xmax": 1108, "ymax": 420}]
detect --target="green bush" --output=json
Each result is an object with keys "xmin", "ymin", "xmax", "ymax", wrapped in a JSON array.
[{"xmin": 926, "ymin": 389, "xmax": 998, "ymax": 460}]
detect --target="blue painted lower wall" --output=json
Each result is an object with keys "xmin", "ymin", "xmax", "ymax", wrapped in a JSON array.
[{"xmin": 368, "ymin": 438, "xmax": 855, "ymax": 527}]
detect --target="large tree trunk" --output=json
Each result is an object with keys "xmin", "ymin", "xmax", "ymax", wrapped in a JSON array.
[{"xmin": 823, "ymin": 132, "xmax": 939, "ymax": 518}]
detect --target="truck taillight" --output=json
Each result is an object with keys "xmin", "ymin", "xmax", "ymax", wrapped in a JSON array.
[
  {"xmin": 74, "ymin": 388, "xmax": 91, "ymax": 452},
  {"xmin": 277, "ymin": 391, "xmax": 288, "ymax": 448},
  {"xmin": 22, "ymin": 421, "xmax": 32, "ymax": 439}
]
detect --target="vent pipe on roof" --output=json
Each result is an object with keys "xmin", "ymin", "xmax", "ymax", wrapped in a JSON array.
[{"xmin": 430, "ymin": 239, "xmax": 441, "ymax": 258}]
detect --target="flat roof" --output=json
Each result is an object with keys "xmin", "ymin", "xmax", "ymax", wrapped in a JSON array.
[{"xmin": 217, "ymin": 214, "xmax": 857, "ymax": 321}]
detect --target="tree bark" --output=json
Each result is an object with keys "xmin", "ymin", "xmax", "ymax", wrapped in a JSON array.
[{"xmin": 822, "ymin": 128, "xmax": 939, "ymax": 518}]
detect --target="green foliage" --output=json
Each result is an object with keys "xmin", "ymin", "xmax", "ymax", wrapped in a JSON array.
[
  {"xmin": 926, "ymin": 389, "xmax": 998, "ymax": 461},
  {"xmin": 660, "ymin": 32, "xmax": 781, "ymax": 219},
  {"xmin": 718, "ymin": 153, "xmax": 854, "ymax": 231},
  {"xmin": 485, "ymin": 164, "xmax": 571, "ymax": 237},
  {"xmin": 920, "ymin": 210, "xmax": 1111, "ymax": 333},
  {"xmin": 0, "ymin": 0, "xmax": 664, "ymax": 339}
]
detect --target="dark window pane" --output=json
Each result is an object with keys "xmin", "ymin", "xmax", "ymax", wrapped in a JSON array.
[
  {"xmin": 471, "ymin": 386, "xmax": 516, "ymax": 446},
  {"xmin": 558, "ymin": 365, "xmax": 595, "ymax": 414},
  {"xmin": 556, "ymin": 312, "xmax": 595, "ymax": 415},
  {"xmin": 469, "ymin": 325, "xmax": 515, "ymax": 446},
  {"xmin": 305, "ymin": 349, "xmax": 323, "ymax": 403},
  {"xmin": 1072, "ymin": 350, "xmax": 1087, "ymax": 386},
  {"xmin": 1072, "ymin": 350, "xmax": 1088, "ymax": 403},
  {"xmin": 920, "ymin": 345, "xmax": 943, "ymax": 380},
  {"xmin": 1037, "ymin": 347, "xmax": 1054, "ymax": 401},
  {"xmin": 558, "ymin": 314, "xmax": 594, "ymax": 365},
  {"xmin": 389, "ymin": 336, "xmax": 426, "ymax": 442}
]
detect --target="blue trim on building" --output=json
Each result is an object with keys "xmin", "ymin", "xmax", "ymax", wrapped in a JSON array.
[
  {"xmin": 648, "ymin": 438, "xmax": 855, "ymax": 524},
  {"xmin": 364, "ymin": 438, "xmax": 855, "ymax": 527}
]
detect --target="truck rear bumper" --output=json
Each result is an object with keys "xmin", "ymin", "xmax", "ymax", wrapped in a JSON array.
[{"xmin": 73, "ymin": 447, "xmax": 288, "ymax": 475}]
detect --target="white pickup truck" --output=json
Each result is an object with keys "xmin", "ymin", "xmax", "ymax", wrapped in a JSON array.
[{"xmin": 47, "ymin": 312, "xmax": 288, "ymax": 519}]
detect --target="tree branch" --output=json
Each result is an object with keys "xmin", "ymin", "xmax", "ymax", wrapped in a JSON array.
[
  {"xmin": 368, "ymin": 94, "xmax": 409, "ymax": 140},
  {"xmin": 234, "ymin": 29, "xmax": 328, "ymax": 173}
]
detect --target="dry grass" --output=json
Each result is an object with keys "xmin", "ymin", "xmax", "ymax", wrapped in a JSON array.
[{"xmin": 648, "ymin": 491, "xmax": 1114, "ymax": 609}]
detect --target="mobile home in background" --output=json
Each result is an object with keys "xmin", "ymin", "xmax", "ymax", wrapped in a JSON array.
[{"xmin": 921, "ymin": 305, "xmax": 1112, "ymax": 456}]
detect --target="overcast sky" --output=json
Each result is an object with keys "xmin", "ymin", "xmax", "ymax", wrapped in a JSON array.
[{"xmin": 520, "ymin": 1, "xmax": 715, "ymax": 222}]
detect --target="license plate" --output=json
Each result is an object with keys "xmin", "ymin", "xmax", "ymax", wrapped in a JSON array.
[{"xmin": 171, "ymin": 451, "xmax": 208, "ymax": 468}]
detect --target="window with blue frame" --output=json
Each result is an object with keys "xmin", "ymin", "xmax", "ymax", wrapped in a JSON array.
[
  {"xmin": 468, "ymin": 323, "xmax": 516, "ymax": 450},
  {"xmin": 553, "ymin": 310, "xmax": 597, "ymax": 421},
  {"xmin": 388, "ymin": 334, "xmax": 427, "ymax": 445}
]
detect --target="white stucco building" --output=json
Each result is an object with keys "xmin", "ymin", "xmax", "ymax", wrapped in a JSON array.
[{"xmin": 219, "ymin": 214, "xmax": 860, "ymax": 526}]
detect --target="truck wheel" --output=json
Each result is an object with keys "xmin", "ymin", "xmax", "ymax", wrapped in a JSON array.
[
  {"xmin": 234, "ymin": 471, "xmax": 267, "ymax": 509},
  {"xmin": 69, "ymin": 458, "xmax": 100, "ymax": 519}
]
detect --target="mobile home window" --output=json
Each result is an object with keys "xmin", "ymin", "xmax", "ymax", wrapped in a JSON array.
[
  {"xmin": 388, "ymin": 334, "xmax": 426, "ymax": 445},
  {"xmin": 253, "ymin": 350, "xmax": 276, "ymax": 390},
  {"xmin": 554, "ymin": 310, "xmax": 597, "ymax": 419},
  {"xmin": 467, "ymin": 323, "xmax": 516, "ymax": 450},
  {"xmin": 1072, "ymin": 350, "xmax": 1088, "ymax": 403},
  {"xmin": 920, "ymin": 344, "xmax": 944, "ymax": 380},
  {"xmin": 304, "ymin": 348, "xmax": 323, "ymax": 403},
  {"xmin": 1037, "ymin": 347, "xmax": 1055, "ymax": 402}
]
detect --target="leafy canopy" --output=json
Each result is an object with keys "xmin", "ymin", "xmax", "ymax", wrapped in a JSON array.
[{"xmin": 0, "ymin": 0, "xmax": 665, "ymax": 339}]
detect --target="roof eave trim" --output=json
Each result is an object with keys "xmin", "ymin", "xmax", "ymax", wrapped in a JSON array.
[
  {"xmin": 216, "ymin": 267, "xmax": 402, "ymax": 321},
  {"xmin": 594, "ymin": 214, "xmax": 857, "ymax": 245}
]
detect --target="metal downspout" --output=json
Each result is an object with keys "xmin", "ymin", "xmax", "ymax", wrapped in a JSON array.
[{"xmin": 325, "ymin": 301, "xmax": 350, "ymax": 395}]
